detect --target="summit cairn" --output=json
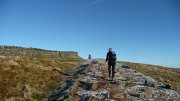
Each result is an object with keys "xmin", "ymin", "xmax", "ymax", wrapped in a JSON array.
[{"xmin": 88, "ymin": 54, "xmax": 92, "ymax": 59}]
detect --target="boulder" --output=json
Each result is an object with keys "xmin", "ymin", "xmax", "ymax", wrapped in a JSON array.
[
  {"xmin": 140, "ymin": 92, "xmax": 153, "ymax": 100},
  {"xmin": 91, "ymin": 82, "xmax": 99, "ymax": 90}
]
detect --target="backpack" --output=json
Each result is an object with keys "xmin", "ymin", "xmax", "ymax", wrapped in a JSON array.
[{"xmin": 111, "ymin": 51, "xmax": 117, "ymax": 61}]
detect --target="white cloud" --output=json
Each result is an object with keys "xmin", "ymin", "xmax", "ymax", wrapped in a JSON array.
[
  {"xmin": 85, "ymin": 0, "xmax": 105, "ymax": 7},
  {"xmin": 90, "ymin": 0, "xmax": 105, "ymax": 6}
]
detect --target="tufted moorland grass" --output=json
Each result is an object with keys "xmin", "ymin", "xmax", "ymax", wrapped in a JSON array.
[
  {"xmin": 0, "ymin": 56, "xmax": 82, "ymax": 101},
  {"xmin": 118, "ymin": 61, "xmax": 180, "ymax": 91}
]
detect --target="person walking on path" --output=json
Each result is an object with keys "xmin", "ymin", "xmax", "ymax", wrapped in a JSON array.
[{"xmin": 106, "ymin": 48, "xmax": 117, "ymax": 81}]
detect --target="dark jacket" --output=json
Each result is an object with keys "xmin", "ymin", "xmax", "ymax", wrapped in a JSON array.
[{"xmin": 106, "ymin": 51, "xmax": 116, "ymax": 64}]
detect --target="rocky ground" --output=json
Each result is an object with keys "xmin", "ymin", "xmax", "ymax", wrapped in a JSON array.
[{"xmin": 47, "ymin": 59, "xmax": 180, "ymax": 101}]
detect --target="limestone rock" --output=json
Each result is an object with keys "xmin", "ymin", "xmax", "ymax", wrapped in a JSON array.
[
  {"xmin": 140, "ymin": 92, "xmax": 153, "ymax": 100},
  {"xmin": 91, "ymin": 82, "xmax": 99, "ymax": 90}
]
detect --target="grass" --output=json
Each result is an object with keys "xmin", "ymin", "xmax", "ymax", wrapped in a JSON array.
[
  {"xmin": 118, "ymin": 61, "xmax": 180, "ymax": 91},
  {"xmin": 0, "ymin": 56, "xmax": 82, "ymax": 101}
]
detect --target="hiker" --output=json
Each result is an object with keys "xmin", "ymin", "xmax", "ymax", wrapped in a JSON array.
[{"xmin": 106, "ymin": 48, "xmax": 117, "ymax": 81}]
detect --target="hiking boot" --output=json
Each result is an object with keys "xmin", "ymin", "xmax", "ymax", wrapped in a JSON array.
[{"xmin": 111, "ymin": 78, "xmax": 114, "ymax": 81}]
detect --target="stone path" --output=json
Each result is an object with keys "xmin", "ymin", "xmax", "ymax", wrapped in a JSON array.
[{"xmin": 48, "ymin": 59, "xmax": 180, "ymax": 101}]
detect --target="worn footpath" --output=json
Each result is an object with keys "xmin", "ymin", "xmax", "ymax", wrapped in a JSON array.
[{"xmin": 48, "ymin": 59, "xmax": 180, "ymax": 101}]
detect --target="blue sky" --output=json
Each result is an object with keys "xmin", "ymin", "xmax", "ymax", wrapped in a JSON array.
[{"xmin": 0, "ymin": 0, "xmax": 180, "ymax": 68}]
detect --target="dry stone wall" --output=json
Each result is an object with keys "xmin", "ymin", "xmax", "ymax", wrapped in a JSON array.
[{"xmin": 0, "ymin": 46, "xmax": 79, "ymax": 58}]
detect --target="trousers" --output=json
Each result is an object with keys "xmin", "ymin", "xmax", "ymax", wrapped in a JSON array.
[{"xmin": 108, "ymin": 63, "xmax": 115, "ymax": 78}]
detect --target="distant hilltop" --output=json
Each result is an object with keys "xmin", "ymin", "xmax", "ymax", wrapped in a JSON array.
[{"xmin": 0, "ymin": 45, "xmax": 79, "ymax": 58}]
